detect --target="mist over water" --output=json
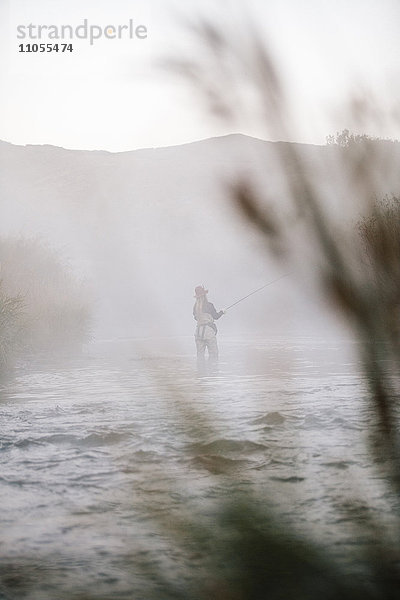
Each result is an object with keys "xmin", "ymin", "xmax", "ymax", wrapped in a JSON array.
[{"xmin": 3, "ymin": 135, "xmax": 398, "ymax": 342}]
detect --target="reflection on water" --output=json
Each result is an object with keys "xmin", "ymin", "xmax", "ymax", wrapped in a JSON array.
[{"xmin": 0, "ymin": 337, "xmax": 395, "ymax": 598}]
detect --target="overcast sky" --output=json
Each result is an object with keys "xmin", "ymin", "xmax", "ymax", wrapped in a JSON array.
[{"xmin": 0, "ymin": 0, "xmax": 399, "ymax": 151}]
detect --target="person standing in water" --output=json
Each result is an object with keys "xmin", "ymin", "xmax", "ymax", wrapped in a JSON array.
[{"xmin": 193, "ymin": 285, "xmax": 224, "ymax": 360}]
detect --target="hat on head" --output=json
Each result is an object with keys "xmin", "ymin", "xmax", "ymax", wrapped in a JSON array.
[{"xmin": 194, "ymin": 285, "xmax": 208, "ymax": 298}]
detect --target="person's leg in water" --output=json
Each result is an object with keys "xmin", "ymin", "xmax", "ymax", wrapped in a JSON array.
[
  {"xmin": 196, "ymin": 338, "xmax": 207, "ymax": 361},
  {"xmin": 196, "ymin": 338, "xmax": 208, "ymax": 375},
  {"xmin": 206, "ymin": 336, "xmax": 219, "ymax": 362}
]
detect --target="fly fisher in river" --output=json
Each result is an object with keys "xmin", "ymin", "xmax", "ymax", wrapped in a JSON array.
[
  {"xmin": 192, "ymin": 275, "xmax": 289, "ymax": 361},
  {"xmin": 193, "ymin": 286, "xmax": 224, "ymax": 361}
]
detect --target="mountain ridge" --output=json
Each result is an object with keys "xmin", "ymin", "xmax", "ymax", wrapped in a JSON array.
[{"xmin": 0, "ymin": 133, "xmax": 324, "ymax": 156}]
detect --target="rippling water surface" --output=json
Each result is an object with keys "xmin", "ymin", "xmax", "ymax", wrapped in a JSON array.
[{"xmin": 0, "ymin": 337, "xmax": 396, "ymax": 598}]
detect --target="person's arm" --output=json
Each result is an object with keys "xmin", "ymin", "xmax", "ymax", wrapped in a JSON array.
[{"xmin": 207, "ymin": 302, "xmax": 224, "ymax": 320}]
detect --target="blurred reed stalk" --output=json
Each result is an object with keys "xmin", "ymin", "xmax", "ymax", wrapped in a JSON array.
[{"xmin": 150, "ymin": 15, "xmax": 400, "ymax": 599}]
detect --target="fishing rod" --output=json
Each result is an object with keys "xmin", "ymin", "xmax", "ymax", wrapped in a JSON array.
[{"xmin": 224, "ymin": 273, "xmax": 290, "ymax": 312}]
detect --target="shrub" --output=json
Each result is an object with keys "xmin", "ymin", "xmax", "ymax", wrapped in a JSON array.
[
  {"xmin": 0, "ymin": 237, "xmax": 91, "ymax": 355},
  {"xmin": 0, "ymin": 283, "xmax": 24, "ymax": 371}
]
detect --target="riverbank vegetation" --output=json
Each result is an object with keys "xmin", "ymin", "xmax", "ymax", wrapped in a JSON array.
[
  {"xmin": 0, "ymin": 237, "xmax": 91, "ymax": 373},
  {"xmin": 0, "ymin": 284, "xmax": 24, "ymax": 373}
]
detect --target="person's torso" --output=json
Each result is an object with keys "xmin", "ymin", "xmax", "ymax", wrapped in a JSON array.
[{"xmin": 194, "ymin": 302, "xmax": 217, "ymax": 339}]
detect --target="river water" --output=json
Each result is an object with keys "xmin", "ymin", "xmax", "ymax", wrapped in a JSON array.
[{"xmin": 0, "ymin": 337, "xmax": 398, "ymax": 599}]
